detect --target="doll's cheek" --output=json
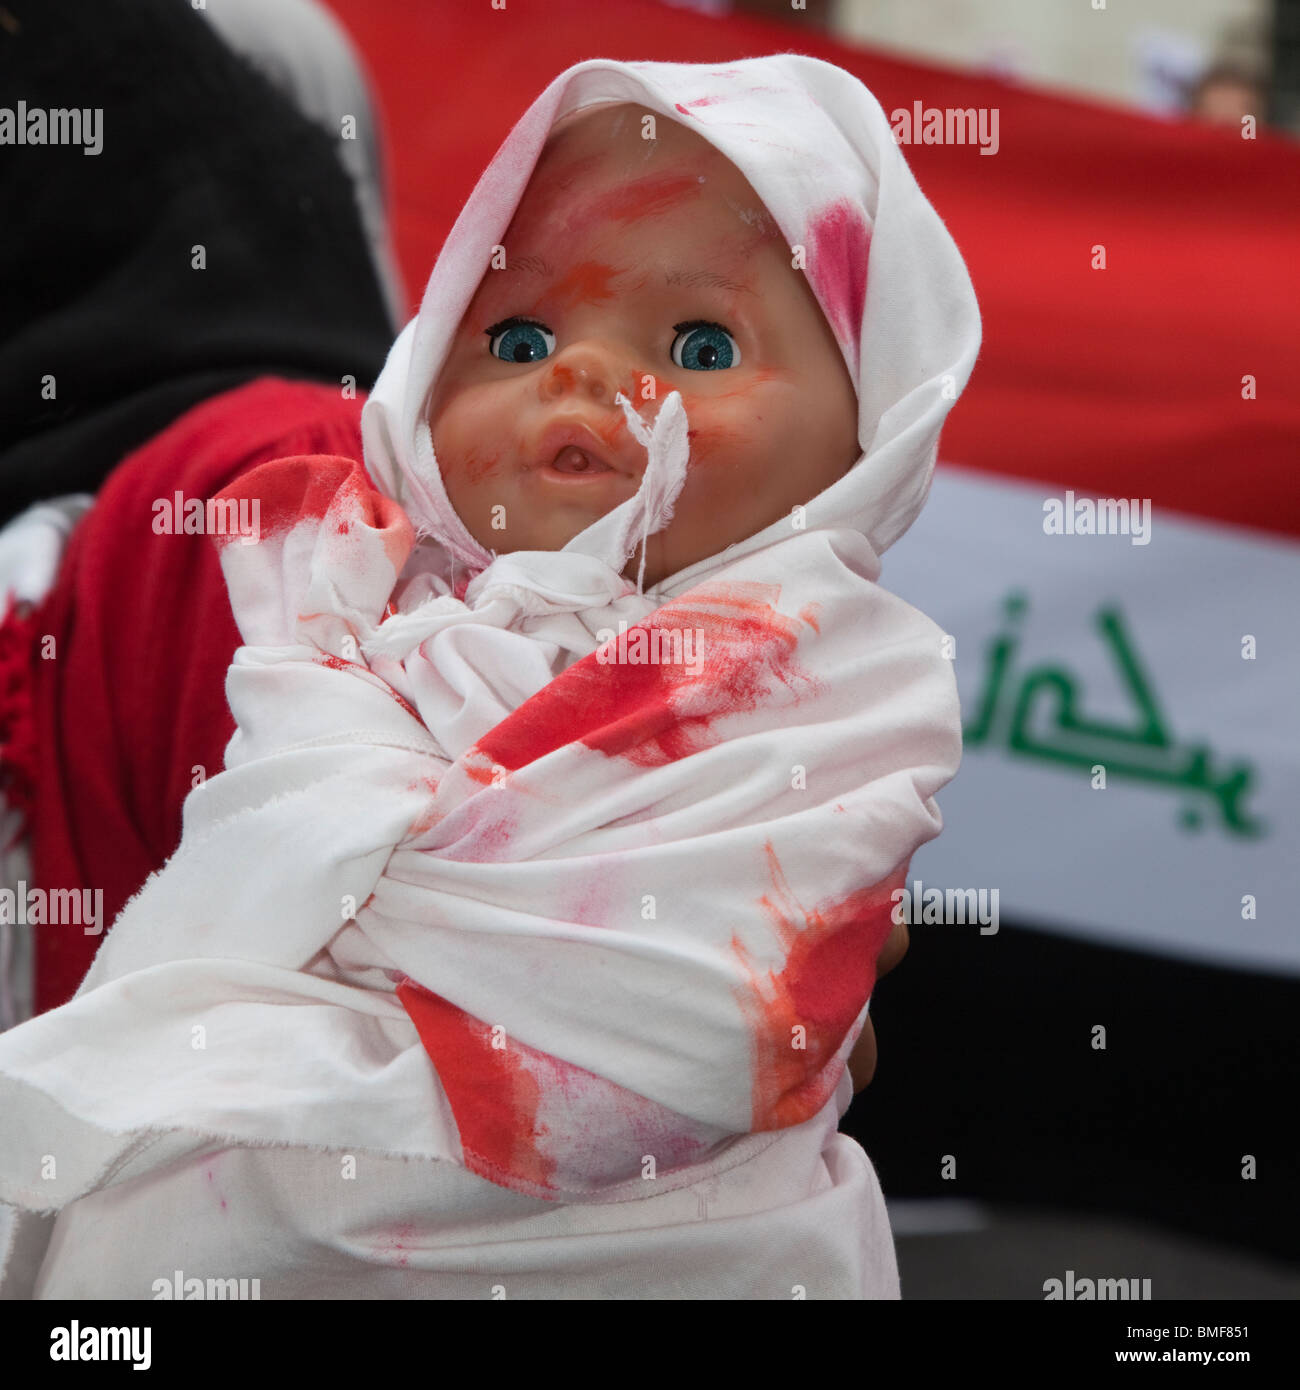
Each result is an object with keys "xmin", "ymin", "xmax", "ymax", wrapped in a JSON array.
[
  {"xmin": 685, "ymin": 421, "xmax": 750, "ymax": 464},
  {"xmin": 458, "ymin": 451, "xmax": 502, "ymax": 484}
]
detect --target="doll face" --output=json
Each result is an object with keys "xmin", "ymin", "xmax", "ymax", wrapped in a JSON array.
[{"xmin": 427, "ymin": 103, "xmax": 860, "ymax": 587}]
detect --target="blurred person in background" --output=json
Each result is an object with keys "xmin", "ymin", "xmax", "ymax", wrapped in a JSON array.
[{"xmin": 1188, "ymin": 60, "xmax": 1267, "ymax": 125}]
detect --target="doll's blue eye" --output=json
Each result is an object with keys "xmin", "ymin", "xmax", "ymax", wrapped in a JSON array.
[
  {"xmin": 487, "ymin": 318, "xmax": 556, "ymax": 363},
  {"xmin": 671, "ymin": 321, "xmax": 739, "ymax": 371},
  {"xmin": 671, "ymin": 322, "xmax": 738, "ymax": 371}
]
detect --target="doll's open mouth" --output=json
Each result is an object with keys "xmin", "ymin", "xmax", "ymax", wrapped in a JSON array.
[
  {"xmin": 550, "ymin": 445, "xmax": 614, "ymax": 475},
  {"xmin": 529, "ymin": 418, "xmax": 635, "ymax": 484}
]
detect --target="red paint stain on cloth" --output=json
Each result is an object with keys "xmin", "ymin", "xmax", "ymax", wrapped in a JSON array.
[
  {"xmin": 733, "ymin": 844, "xmax": 908, "ymax": 1131},
  {"xmin": 212, "ymin": 455, "xmax": 412, "ymax": 566},
  {"xmin": 803, "ymin": 198, "xmax": 870, "ymax": 350},
  {"xmin": 396, "ymin": 978, "xmax": 718, "ymax": 1196},
  {"xmin": 397, "ymin": 979, "xmax": 555, "ymax": 1194},
  {"xmin": 211, "ymin": 454, "xmax": 414, "ymax": 592},
  {"xmin": 470, "ymin": 582, "xmax": 820, "ymax": 774},
  {"xmin": 204, "ymin": 1165, "xmax": 229, "ymax": 1213},
  {"xmin": 315, "ymin": 653, "xmax": 420, "ymax": 721}
]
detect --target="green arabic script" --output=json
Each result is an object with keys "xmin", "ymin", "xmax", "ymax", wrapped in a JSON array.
[{"xmin": 964, "ymin": 592, "xmax": 1264, "ymax": 837}]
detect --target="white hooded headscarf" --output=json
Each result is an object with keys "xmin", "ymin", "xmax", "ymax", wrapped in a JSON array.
[
  {"xmin": 0, "ymin": 55, "xmax": 979, "ymax": 1300},
  {"xmin": 361, "ymin": 53, "xmax": 979, "ymax": 595}
]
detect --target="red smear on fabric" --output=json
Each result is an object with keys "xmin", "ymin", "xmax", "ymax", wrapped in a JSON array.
[
  {"xmin": 804, "ymin": 197, "xmax": 870, "ymax": 350},
  {"xmin": 397, "ymin": 975, "xmax": 715, "ymax": 1195},
  {"xmin": 436, "ymin": 785, "xmax": 521, "ymax": 862},
  {"xmin": 384, "ymin": 1221, "xmax": 414, "ymax": 1267},
  {"xmin": 204, "ymin": 1165, "xmax": 229, "ymax": 1214},
  {"xmin": 396, "ymin": 978, "xmax": 556, "ymax": 1194},
  {"xmin": 734, "ymin": 845, "xmax": 909, "ymax": 1130},
  {"xmin": 316, "ymin": 652, "xmax": 420, "ymax": 721},
  {"xmin": 406, "ymin": 800, "xmax": 443, "ymax": 840},
  {"xmin": 673, "ymin": 103, "xmax": 694, "ymax": 117},
  {"xmin": 799, "ymin": 602, "xmax": 822, "ymax": 633},
  {"xmin": 213, "ymin": 453, "xmax": 415, "ymax": 577},
  {"xmin": 472, "ymin": 581, "xmax": 819, "ymax": 774}
]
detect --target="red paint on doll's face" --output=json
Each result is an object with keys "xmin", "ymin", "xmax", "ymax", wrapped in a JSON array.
[
  {"xmin": 544, "ymin": 260, "xmax": 619, "ymax": 311},
  {"xmin": 462, "ymin": 450, "xmax": 499, "ymax": 485},
  {"xmin": 577, "ymin": 172, "xmax": 703, "ymax": 226},
  {"xmin": 622, "ymin": 369, "xmax": 671, "ymax": 407},
  {"xmin": 427, "ymin": 104, "xmax": 859, "ymax": 585},
  {"xmin": 733, "ymin": 845, "xmax": 908, "ymax": 1130},
  {"xmin": 685, "ymin": 421, "xmax": 747, "ymax": 465}
]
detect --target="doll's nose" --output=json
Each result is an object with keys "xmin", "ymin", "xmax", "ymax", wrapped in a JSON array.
[{"xmin": 537, "ymin": 341, "xmax": 626, "ymax": 405}]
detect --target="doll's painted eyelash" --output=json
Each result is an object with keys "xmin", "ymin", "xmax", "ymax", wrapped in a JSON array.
[{"xmin": 484, "ymin": 316, "xmax": 741, "ymax": 370}]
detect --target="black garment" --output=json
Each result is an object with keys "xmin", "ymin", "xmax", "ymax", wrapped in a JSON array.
[{"xmin": 0, "ymin": 0, "xmax": 394, "ymax": 523}]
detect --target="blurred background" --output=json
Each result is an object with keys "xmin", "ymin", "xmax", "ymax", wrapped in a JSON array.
[{"xmin": 312, "ymin": 0, "xmax": 1299, "ymax": 1298}]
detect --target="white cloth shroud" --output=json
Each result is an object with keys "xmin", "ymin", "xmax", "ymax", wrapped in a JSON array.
[{"xmin": 0, "ymin": 53, "xmax": 980, "ymax": 1299}]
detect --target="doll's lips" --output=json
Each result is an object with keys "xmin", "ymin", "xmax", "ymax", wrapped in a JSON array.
[{"xmin": 529, "ymin": 419, "xmax": 636, "ymax": 481}]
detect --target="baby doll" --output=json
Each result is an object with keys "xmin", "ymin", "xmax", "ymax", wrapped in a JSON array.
[{"xmin": 0, "ymin": 55, "xmax": 979, "ymax": 1300}]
